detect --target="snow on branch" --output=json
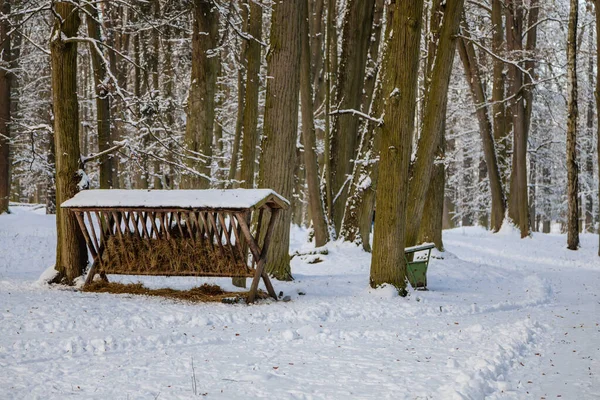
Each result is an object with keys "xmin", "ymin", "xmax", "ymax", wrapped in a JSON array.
[{"xmin": 329, "ymin": 109, "xmax": 383, "ymax": 126}]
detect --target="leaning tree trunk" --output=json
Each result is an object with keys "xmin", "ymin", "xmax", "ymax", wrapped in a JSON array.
[
  {"xmin": 51, "ymin": 2, "xmax": 88, "ymax": 283},
  {"xmin": 86, "ymin": 3, "xmax": 113, "ymax": 189},
  {"xmin": 329, "ymin": 0, "xmax": 375, "ymax": 233},
  {"xmin": 458, "ymin": 22, "xmax": 506, "ymax": 232},
  {"xmin": 566, "ymin": 0, "xmax": 579, "ymax": 250},
  {"xmin": 370, "ymin": 0, "xmax": 424, "ymax": 293},
  {"xmin": 183, "ymin": 0, "xmax": 219, "ymax": 189},
  {"xmin": 404, "ymin": 0, "xmax": 465, "ymax": 247},
  {"xmin": 301, "ymin": 0, "xmax": 329, "ymax": 247},
  {"xmin": 0, "ymin": 0, "xmax": 10, "ymax": 214},
  {"xmin": 257, "ymin": 0, "xmax": 302, "ymax": 281}
]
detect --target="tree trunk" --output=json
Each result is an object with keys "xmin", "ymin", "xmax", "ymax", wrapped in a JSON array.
[
  {"xmin": 228, "ymin": 2, "xmax": 248, "ymax": 186},
  {"xmin": 506, "ymin": 0, "xmax": 530, "ymax": 237},
  {"xmin": 491, "ymin": 0, "xmax": 508, "ymax": 184},
  {"xmin": 0, "ymin": 0, "xmax": 10, "ymax": 214},
  {"xmin": 596, "ymin": 1, "xmax": 600, "ymax": 256},
  {"xmin": 183, "ymin": 0, "xmax": 219, "ymax": 189},
  {"xmin": 51, "ymin": 2, "xmax": 88, "ymax": 283},
  {"xmin": 329, "ymin": 0, "xmax": 376, "ymax": 233},
  {"xmin": 370, "ymin": 0, "xmax": 424, "ymax": 293},
  {"xmin": 257, "ymin": 0, "xmax": 302, "ymax": 281},
  {"xmin": 301, "ymin": 0, "xmax": 329, "ymax": 247},
  {"xmin": 457, "ymin": 23, "xmax": 506, "ymax": 232},
  {"xmin": 566, "ymin": 0, "xmax": 579, "ymax": 250},
  {"xmin": 240, "ymin": 1, "xmax": 262, "ymax": 189},
  {"xmin": 86, "ymin": 3, "xmax": 113, "ymax": 189},
  {"xmin": 361, "ymin": 0, "xmax": 385, "ymax": 115},
  {"xmin": 403, "ymin": 0, "xmax": 465, "ymax": 247},
  {"xmin": 585, "ymin": 27, "xmax": 595, "ymax": 233}
]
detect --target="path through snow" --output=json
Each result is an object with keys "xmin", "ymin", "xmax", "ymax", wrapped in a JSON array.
[{"xmin": 0, "ymin": 207, "xmax": 598, "ymax": 399}]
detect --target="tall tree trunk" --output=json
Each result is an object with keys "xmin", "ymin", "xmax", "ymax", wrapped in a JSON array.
[
  {"xmin": 86, "ymin": 3, "xmax": 113, "ymax": 189},
  {"xmin": 491, "ymin": 0, "xmax": 508, "ymax": 184},
  {"xmin": 403, "ymin": 0, "xmax": 465, "ymax": 247},
  {"xmin": 0, "ymin": 0, "xmax": 10, "ymax": 214},
  {"xmin": 457, "ymin": 23, "xmax": 506, "ymax": 232},
  {"xmin": 301, "ymin": 0, "xmax": 329, "ymax": 247},
  {"xmin": 506, "ymin": 0, "xmax": 530, "ymax": 237},
  {"xmin": 585, "ymin": 27, "xmax": 595, "ymax": 233},
  {"xmin": 257, "ymin": 0, "xmax": 302, "ymax": 281},
  {"xmin": 228, "ymin": 2, "xmax": 248, "ymax": 185},
  {"xmin": 329, "ymin": 0, "xmax": 376, "ymax": 233},
  {"xmin": 240, "ymin": 1, "xmax": 262, "ymax": 189},
  {"xmin": 566, "ymin": 0, "xmax": 579, "ymax": 250},
  {"xmin": 51, "ymin": 2, "xmax": 88, "ymax": 283},
  {"xmin": 370, "ymin": 0, "xmax": 424, "ymax": 293},
  {"xmin": 361, "ymin": 0, "xmax": 385, "ymax": 115},
  {"xmin": 339, "ymin": 4, "xmax": 395, "ymax": 251},
  {"xmin": 596, "ymin": 1, "xmax": 600, "ymax": 256},
  {"xmin": 183, "ymin": 0, "xmax": 219, "ymax": 189}
]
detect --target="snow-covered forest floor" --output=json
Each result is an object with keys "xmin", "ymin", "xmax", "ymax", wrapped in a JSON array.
[{"xmin": 0, "ymin": 206, "xmax": 598, "ymax": 399}]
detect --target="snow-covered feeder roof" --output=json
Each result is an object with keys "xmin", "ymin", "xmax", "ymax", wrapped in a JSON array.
[{"xmin": 61, "ymin": 189, "xmax": 289, "ymax": 211}]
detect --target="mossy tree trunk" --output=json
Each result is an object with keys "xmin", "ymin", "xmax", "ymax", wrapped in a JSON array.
[
  {"xmin": 51, "ymin": 2, "xmax": 88, "ymax": 283},
  {"xmin": 183, "ymin": 0, "xmax": 219, "ymax": 189},
  {"xmin": 566, "ymin": 0, "xmax": 579, "ymax": 250},
  {"xmin": 370, "ymin": 0, "xmax": 424, "ymax": 293},
  {"xmin": 257, "ymin": 0, "xmax": 302, "ymax": 281}
]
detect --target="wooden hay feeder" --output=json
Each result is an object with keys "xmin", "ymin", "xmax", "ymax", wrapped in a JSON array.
[{"xmin": 61, "ymin": 189, "xmax": 289, "ymax": 303}]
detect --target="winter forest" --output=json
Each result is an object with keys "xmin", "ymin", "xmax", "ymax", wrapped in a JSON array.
[{"xmin": 1, "ymin": 0, "xmax": 599, "ymax": 398}]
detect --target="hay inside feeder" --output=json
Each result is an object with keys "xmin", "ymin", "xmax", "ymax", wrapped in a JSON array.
[{"xmin": 100, "ymin": 233, "xmax": 253, "ymax": 277}]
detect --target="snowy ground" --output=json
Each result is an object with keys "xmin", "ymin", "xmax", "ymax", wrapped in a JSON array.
[{"xmin": 0, "ymin": 206, "xmax": 598, "ymax": 399}]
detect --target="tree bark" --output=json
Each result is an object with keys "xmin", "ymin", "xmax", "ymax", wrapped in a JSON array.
[
  {"xmin": 301, "ymin": 0, "xmax": 329, "ymax": 247},
  {"xmin": 0, "ymin": 0, "xmax": 10, "ymax": 214},
  {"xmin": 404, "ymin": 0, "xmax": 465, "ymax": 247},
  {"xmin": 183, "ymin": 0, "xmax": 219, "ymax": 189},
  {"xmin": 585, "ymin": 27, "xmax": 595, "ymax": 233},
  {"xmin": 329, "ymin": 0, "xmax": 376, "ymax": 233},
  {"xmin": 86, "ymin": 4, "xmax": 113, "ymax": 189},
  {"xmin": 491, "ymin": 0, "xmax": 508, "ymax": 184},
  {"xmin": 457, "ymin": 23, "xmax": 506, "ymax": 232},
  {"xmin": 370, "ymin": 0, "xmax": 424, "ymax": 293},
  {"xmin": 51, "ymin": 2, "xmax": 88, "ymax": 283},
  {"xmin": 240, "ymin": 0, "xmax": 262, "ymax": 189},
  {"xmin": 257, "ymin": 0, "xmax": 302, "ymax": 281},
  {"xmin": 566, "ymin": 0, "xmax": 579, "ymax": 250},
  {"xmin": 506, "ymin": 0, "xmax": 530, "ymax": 237},
  {"xmin": 228, "ymin": 1, "xmax": 248, "ymax": 185},
  {"xmin": 596, "ymin": 1, "xmax": 600, "ymax": 256}
]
